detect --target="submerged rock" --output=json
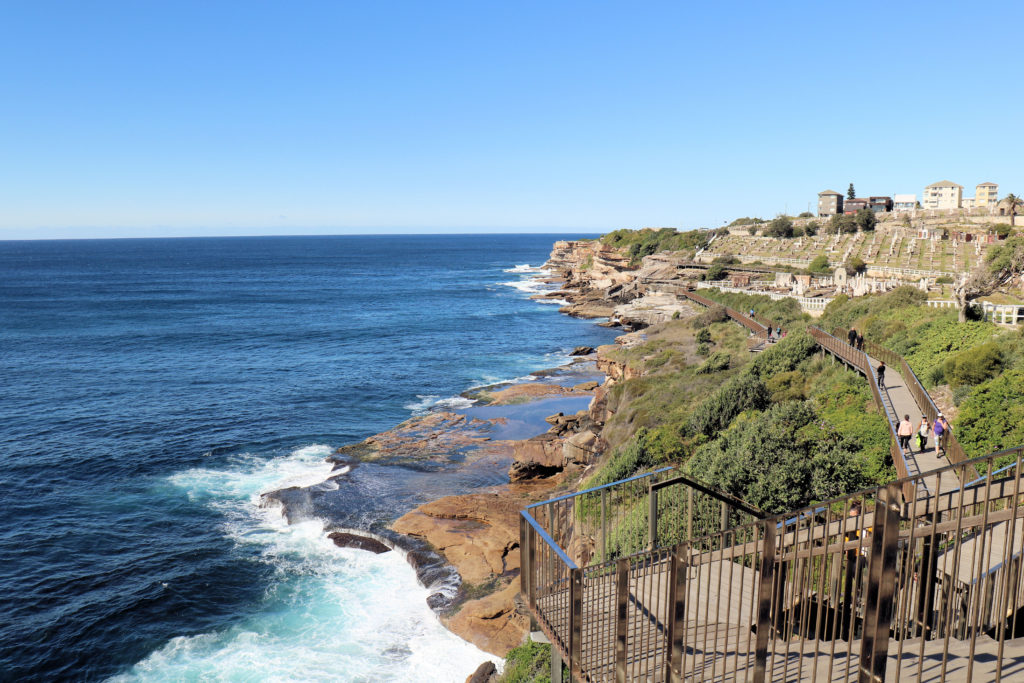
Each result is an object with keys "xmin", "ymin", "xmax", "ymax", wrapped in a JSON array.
[{"xmin": 328, "ymin": 531, "xmax": 392, "ymax": 554}]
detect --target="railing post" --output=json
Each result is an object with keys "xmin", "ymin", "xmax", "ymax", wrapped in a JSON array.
[
  {"xmin": 859, "ymin": 484, "xmax": 901, "ymax": 683},
  {"xmin": 569, "ymin": 567, "xmax": 583, "ymax": 674},
  {"xmin": 526, "ymin": 517, "xmax": 537, "ymax": 610},
  {"xmin": 519, "ymin": 515, "xmax": 531, "ymax": 607},
  {"xmin": 601, "ymin": 488, "xmax": 608, "ymax": 563},
  {"xmin": 649, "ymin": 485, "xmax": 658, "ymax": 550},
  {"xmin": 754, "ymin": 521, "xmax": 776, "ymax": 683},
  {"xmin": 615, "ymin": 558, "xmax": 629, "ymax": 682},
  {"xmin": 666, "ymin": 542, "xmax": 688, "ymax": 683}
]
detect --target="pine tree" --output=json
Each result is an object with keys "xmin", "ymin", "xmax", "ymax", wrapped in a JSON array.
[{"xmin": 847, "ymin": 183, "xmax": 856, "ymax": 200}]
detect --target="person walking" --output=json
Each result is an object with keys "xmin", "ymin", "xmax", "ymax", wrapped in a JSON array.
[
  {"xmin": 749, "ymin": 308, "xmax": 755, "ymax": 319},
  {"xmin": 933, "ymin": 413, "xmax": 946, "ymax": 456},
  {"xmin": 876, "ymin": 361, "xmax": 886, "ymax": 388},
  {"xmin": 898, "ymin": 414, "xmax": 914, "ymax": 451},
  {"xmin": 856, "ymin": 332, "xmax": 865, "ymax": 351},
  {"xmin": 917, "ymin": 415, "xmax": 930, "ymax": 453},
  {"xmin": 848, "ymin": 328, "xmax": 857, "ymax": 347},
  {"xmin": 776, "ymin": 325, "xmax": 783, "ymax": 340}
]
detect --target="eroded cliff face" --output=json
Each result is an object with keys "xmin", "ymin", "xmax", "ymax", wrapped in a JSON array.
[
  {"xmin": 548, "ymin": 242, "xmax": 697, "ymax": 329},
  {"xmin": 382, "ymin": 240, "xmax": 700, "ymax": 661}
]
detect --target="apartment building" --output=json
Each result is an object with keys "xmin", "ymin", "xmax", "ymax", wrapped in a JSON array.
[
  {"xmin": 977, "ymin": 182, "xmax": 999, "ymax": 211},
  {"xmin": 923, "ymin": 180, "xmax": 963, "ymax": 210},
  {"xmin": 817, "ymin": 190, "xmax": 844, "ymax": 217}
]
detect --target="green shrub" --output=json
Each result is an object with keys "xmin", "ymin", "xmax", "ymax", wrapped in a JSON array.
[
  {"xmin": 845, "ymin": 256, "xmax": 867, "ymax": 275},
  {"xmin": 697, "ymin": 351, "xmax": 730, "ymax": 374},
  {"xmin": 687, "ymin": 373, "xmax": 770, "ymax": 437},
  {"xmin": 808, "ymin": 255, "xmax": 831, "ymax": 275},
  {"xmin": 703, "ymin": 264, "xmax": 727, "ymax": 281},
  {"xmin": 750, "ymin": 331, "xmax": 818, "ymax": 378},
  {"xmin": 765, "ymin": 216, "xmax": 794, "ymax": 238},
  {"xmin": 500, "ymin": 640, "xmax": 556, "ymax": 683},
  {"xmin": 691, "ymin": 305, "xmax": 729, "ymax": 327},
  {"xmin": 955, "ymin": 369, "xmax": 1024, "ymax": 458},
  {"xmin": 942, "ymin": 342, "xmax": 1003, "ymax": 388},
  {"xmin": 695, "ymin": 328, "xmax": 711, "ymax": 344},
  {"xmin": 685, "ymin": 401, "xmax": 872, "ymax": 514},
  {"xmin": 695, "ymin": 343, "xmax": 710, "ymax": 356}
]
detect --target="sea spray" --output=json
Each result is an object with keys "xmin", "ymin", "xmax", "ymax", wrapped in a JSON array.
[{"xmin": 112, "ymin": 444, "xmax": 499, "ymax": 681}]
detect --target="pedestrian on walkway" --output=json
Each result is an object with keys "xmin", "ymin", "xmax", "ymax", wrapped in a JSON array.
[
  {"xmin": 848, "ymin": 328, "xmax": 857, "ymax": 347},
  {"xmin": 898, "ymin": 414, "xmax": 914, "ymax": 451},
  {"xmin": 856, "ymin": 332, "xmax": 865, "ymax": 351},
  {"xmin": 933, "ymin": 413, "xmax": 947, "ymax": 456},
  {"xmin": 749, "ymin": 308, "xmax": 755, "ymax": 319},
  {"xmin": 776, "ymin": 326, "xmax": 783, "ymax": 340},
  {"xmin": 876, "ymin": 361, "xmax": 886, "ymax": 388},
  {"xmin": 917, "ymin": 415, "xmax": 930, "ymax": 452}
]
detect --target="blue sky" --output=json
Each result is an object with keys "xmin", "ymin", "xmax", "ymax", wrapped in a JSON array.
[{"xmin": 2, "ymin": 1, "xmax": 1022, "ymax": 239}]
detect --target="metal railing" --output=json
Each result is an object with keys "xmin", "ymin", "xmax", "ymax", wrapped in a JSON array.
[
  {"xmin": 520, "ymin": 470, "xmax": 765, "ymax": 681},
  {"xmin": 808, "ymin": 326, "xmax": 921, "ymax": 501},
  {"xmin": 834, "ymin": 328, "xmax": 981, "ymax": 482},
  {"xmin": 522, "ymin": 448, "xmax": 1024, "ymax": 682}
]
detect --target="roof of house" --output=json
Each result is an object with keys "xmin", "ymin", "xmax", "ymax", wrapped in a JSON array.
[
  {"xmin": 894, "ymin": 194, "xmax": 915, "ymax": 202},
  {"xmin": 978, "ymin": 182, "xmax": 998, "ymax": 187},
  {"xmin": 926, "ymin": 180, "xmax": 963, "ymax": 188},
  {"xmin": 818, "ymin": 189, "xmax": 842, "ymax": 196}
]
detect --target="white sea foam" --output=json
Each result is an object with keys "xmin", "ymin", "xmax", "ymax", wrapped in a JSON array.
[
  {"xmin": 538, "ymin": 298, "xmax": 572, "ymax": 306},
  {"xmin": 503, "ymin": 263, "xmax": 544, "ymax": 273},
  {"xmin": 498, "ymin": 279, "xmax": 554, "ymax": 295},
  {"xmin": 434, "ymin": 396, "xmax": 476, "ymax": 411},
  {"xmin": 404, "ymin": 394, "xmax": 477, "ymax": 416},
  {"xmin": 118, "ymin": 446, "xmax": 500, "ymax": 682}
]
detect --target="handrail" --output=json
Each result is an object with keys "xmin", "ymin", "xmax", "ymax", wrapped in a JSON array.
[
  {"xmin": 834, "ymin": 326, "xmax": 981, "ymax": 481},
  {"xmin": 521, "ymin": 510, "xmax": 578, "ymax": 569},
  {"xmin": 523, "ymin": 466, "xmax": 675, "ymax": 510},
  {"xmin": 651, "ymin": 473, "xmax": 766, "ymax": 518},
  {"xmin": 808, "ymin": 326, "xmax": 919, "ymax": 500}
]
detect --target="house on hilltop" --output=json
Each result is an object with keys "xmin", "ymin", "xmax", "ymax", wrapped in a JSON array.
[
  {"xmin": 817, "ymin": 190, "xmax": 844, "ymax": 217},
  {"xmin": 844, "ymin": 198, "xmax": 868, "ymax": 214},
  {"xmin": 894, "ymin": 194, "xmax": 916, "ymax": 212},
  {"xmin": 923, "ymin": 180, "xmax": 963, "ymax": 210},
  {"xmin": 868, "ymin": 196, "xmax": 893, "ymax": 213}
]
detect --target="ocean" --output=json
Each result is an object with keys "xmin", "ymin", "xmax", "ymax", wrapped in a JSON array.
[{"xmin": 0, "ymin": 234, "xmax": 617, "ymax": 682}]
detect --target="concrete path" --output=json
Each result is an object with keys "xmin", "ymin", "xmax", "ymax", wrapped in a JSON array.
[{"xmin": 864, "ymin": 354, "xmax": 959, "ymax": 496}]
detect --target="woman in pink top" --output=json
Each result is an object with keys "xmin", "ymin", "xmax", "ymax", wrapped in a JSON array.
[{"xmin": 897, "ymin": 414, "xmax": 914, "ymax": 451}]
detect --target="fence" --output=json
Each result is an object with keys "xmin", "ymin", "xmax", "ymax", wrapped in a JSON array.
[
  {"xmin": 696, "ymin": 282, "xmax": 833, "ymax": 311},
  {"xmin": 926, "ymin": 300, "xmax": 1024, "ymax": 325},
  {"xmin": 520, "ymin": 470, "xmax": 764, "ymax": 680},
  {"xmin": 834, "ymin": 327, "xmax": 981, "ymax": 483},
  {"xmin": 521, "ymin": 447, "xmax": 1024, "ymax": 682}
]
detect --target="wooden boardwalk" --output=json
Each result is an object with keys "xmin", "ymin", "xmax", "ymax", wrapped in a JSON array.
[
  {"xmin": 869, "ymin": 356, "xmax": 960, "ymax": 496},
  {"xmin": 537, "ymin": 550, "xmax": 1024, "ymax": 682}
]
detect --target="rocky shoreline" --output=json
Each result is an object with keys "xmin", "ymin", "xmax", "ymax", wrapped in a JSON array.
[
  {"xmin": 378, "ymin": 239, "xmax": 671, "ymax": 661},
  {"xmin": 263, "ymin": 237, "xmax": 663, "ymax": 677}
]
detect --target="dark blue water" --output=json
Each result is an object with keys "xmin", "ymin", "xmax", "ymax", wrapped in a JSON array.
[{"xmin": 0, "ymin": 235, "xmax": 616, "ymax": 682}]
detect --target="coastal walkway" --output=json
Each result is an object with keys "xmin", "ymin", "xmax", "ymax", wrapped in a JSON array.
[{"xmin": 517, "ymin": 290, "xmax": 1024, "ymax": 681}]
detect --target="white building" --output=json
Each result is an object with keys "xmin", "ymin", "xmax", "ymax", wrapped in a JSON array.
[
  {"xmin": 894, "ymin": 194, "xmax": 916, "ymax": 212},
  {"xmin": 923, "ymin": 181, "xmax": 963, "ymax": 210}
]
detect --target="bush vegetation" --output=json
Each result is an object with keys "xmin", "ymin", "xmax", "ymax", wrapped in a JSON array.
[{"xmin": 601, "ymin": 227, "xmax": 727, "ymax": 262}]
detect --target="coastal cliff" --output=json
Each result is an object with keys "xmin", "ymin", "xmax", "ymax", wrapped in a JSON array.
[{"xmin": 381, "ymin": 240, "xmax": 697, "ymax": 660}]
